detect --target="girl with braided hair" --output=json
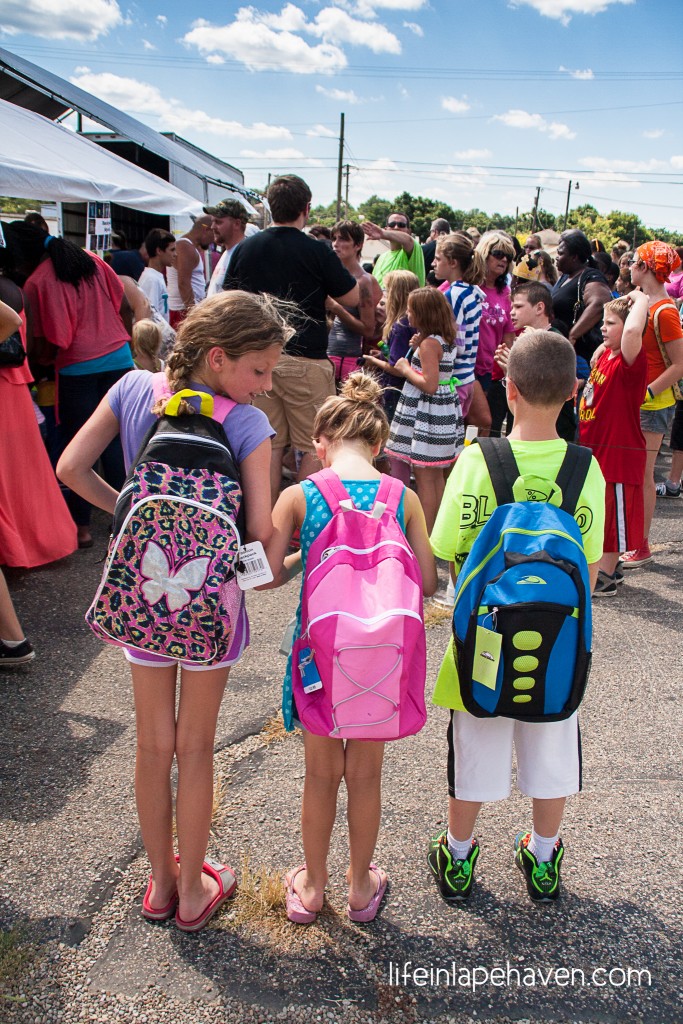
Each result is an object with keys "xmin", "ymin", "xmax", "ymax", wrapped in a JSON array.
[
  {"xmin": 14, "ymin": 221, "xmax": 134, "ymax": 547},
  {"xmin": 58, "ymin": 290, "xmax": 293, "ymax": 931}
]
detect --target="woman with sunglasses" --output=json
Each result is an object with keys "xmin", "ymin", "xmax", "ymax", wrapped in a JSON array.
[{"xmin": 469, "ymin": 232, "xmax": 517, "ymax": 436}]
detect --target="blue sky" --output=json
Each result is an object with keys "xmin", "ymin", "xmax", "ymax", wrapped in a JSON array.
[{"xmin": 2, "ymin": 0, "xmax": 682, "ymax": 229}]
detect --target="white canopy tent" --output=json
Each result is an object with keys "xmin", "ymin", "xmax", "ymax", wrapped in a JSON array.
[{"xmin": 0, "ymin": 98, "xmax": 205, "ymax": 217}]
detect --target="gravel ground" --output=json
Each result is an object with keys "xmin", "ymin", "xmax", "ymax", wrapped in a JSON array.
[{"xmin": 1, "ymin": 487, "xmax": 682, "ymax": 1024}]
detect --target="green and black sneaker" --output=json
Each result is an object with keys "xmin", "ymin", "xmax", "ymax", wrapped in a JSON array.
[
  {"xmin": 514, "ymin": 831, "xmax": 564, "ymax": 902},
  {"xmin": 427, "ymin": 830, "xmax": 479, "ymax": 902}
]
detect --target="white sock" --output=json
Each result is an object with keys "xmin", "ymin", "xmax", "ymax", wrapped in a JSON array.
[
  {"xmin": 527, "ymin": 829, "xmax": 559, "ymax": 864},
  {"xmin": 1, "ymin": 638, "xmax": 25, "ymax": 648},
  {"xmin": 666, "ymin": 478, "xmax": 680, "ymax": 489},
  {"xmin": 447, "ymin": 830, "xmax": 474, "ymax": 861}
]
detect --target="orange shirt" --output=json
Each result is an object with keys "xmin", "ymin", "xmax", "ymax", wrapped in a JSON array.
[{"xmin": 643, "ymin": 299, "xmax": 681, "ymax": 383}]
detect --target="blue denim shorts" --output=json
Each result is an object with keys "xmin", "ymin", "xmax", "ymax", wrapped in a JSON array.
[{"xmin": 640, "ymin": 404, "xmax": 675, "ymax": 435}]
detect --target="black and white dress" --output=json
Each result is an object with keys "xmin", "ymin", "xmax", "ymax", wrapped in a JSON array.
[{"xmin": 385, "ymin": 335, "xmax": 464, "ymax": 468}]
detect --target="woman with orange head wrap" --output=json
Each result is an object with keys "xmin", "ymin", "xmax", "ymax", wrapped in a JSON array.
[{"xmin": 620, "ymin": 241, "xmax": 683, "ymax": 569}]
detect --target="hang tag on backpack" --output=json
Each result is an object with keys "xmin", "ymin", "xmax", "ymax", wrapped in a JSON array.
[
  {"xmin": 236, "ymin": 541, "xmax": 273, "ymax": 590},
  {"xmin": 472, "ymin": 626, "xmax": 502, "ymax": 690}
]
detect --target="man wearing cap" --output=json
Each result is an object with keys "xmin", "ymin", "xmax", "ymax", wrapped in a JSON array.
[
  {"xmin": 166, "ymin": 214, "xmax": 214, "ymax": 326},
  {"xmin": 224, "ymin": 174, "xmax": 359, "ymax": 502},
  {"xmin": 362, "ymin": 212, "xmax": 425, "ymax": 289},
  {"xmin": 205, "ymin": 198, "xmax": 249, "ymax": 297}
]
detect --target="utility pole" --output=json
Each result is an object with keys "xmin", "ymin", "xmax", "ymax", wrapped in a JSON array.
[
  {"xmin": 531, "ymin": 187, "xmax": 541, "ymax": 233},
  {"xmin": 513, "ymin": 206, "xmax": 519, "ymax": 237},
  {"xmin": 336, "ymin": 112, "xmax": 345, "ymax": 220},
  {"xmin": 344, "ymin": 163, "xmax": 350, "ymax": 213},
  {"xmin": 563, "ymin": 180, "xmax": 574, "ymax": 231}
]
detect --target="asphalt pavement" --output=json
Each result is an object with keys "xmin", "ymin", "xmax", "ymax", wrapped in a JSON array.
[{"xmin": 1, "ymin": 490, "xmax": 681, "ymax": 1024}]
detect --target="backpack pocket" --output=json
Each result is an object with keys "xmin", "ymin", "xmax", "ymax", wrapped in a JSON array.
[
  {"xmin": 457, "ymin": 560, "xmax": 590, "ymax": 720},
  {"xmin": 87, "ymin": 493, "xmax": 240, "ymax": 663}
]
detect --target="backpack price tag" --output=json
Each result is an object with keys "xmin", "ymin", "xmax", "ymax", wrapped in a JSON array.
[
  {"xmin": 236, "ymin": 541, "xmax": 273, "ymax": 590},
  {"xmin": 472, "ymin": 626, "xmax": 502, "ymax": 691},
  {"xmin": 298, "ymin": 647, "xmax": 323, "ymax": 693}
]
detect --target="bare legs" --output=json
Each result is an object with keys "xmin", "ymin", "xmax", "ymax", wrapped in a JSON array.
[
  {"xmin": 0, "ymin": 569, "xmax": 25, "ymax": 641},
  {"xmin": 413, "ymin": 466, "xmax": 446, "ymax": 534},
  {"xmin": 641, "ymin": 431, "xmax": 664, "ymax": 546},
  {"xmin": 448, "ymin": 795, "xmax": 566, "ymax": 851},
  {"xmin": 131, "ymin": 662, "xmax": 229, "ymax": 922},
  {"xmin": 293, "ymin": 733, "xmax": 386, "ymax": 912}
]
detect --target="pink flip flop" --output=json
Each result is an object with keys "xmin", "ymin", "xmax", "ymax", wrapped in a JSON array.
[
  {"xmin": 284, "ymin": 865, "xmax": 318, "ymax": 925},
  {"xmin": 175, "ymin": 859, "xmax": 237, "ymax": 933},
  {"xmin": 141, "ymin": 877, "xmax": 179, "ymax": 921},
  {"xmin": 347, "ymin": 865, "xmax": 388, "ymax": 923}
]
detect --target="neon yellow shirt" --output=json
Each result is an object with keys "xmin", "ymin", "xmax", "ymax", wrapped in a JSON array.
[
  {"xmin": 430, "ymin": 439, "xmax": 606, "ymax": 710},
  {"xmin": 372, "ymin": 244, "xmax": 426, "ymax": 289}
]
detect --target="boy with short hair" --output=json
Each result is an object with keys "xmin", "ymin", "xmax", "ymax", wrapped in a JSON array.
[
  {"xmin": 579, "ymin": 292, "xmax": 649, "ymax": 596},
  {"xmin": 138, "ymin": 229, "xmax": 177, "ymax": 324},
  {"xmin": 428, "ymin": 330, "xmax": 605, "ymax": 903}
]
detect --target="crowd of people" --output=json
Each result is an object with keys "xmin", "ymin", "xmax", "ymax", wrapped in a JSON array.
[{"xmin": 1, "ymin": 173, "xmax": 682, "ymax": 930}]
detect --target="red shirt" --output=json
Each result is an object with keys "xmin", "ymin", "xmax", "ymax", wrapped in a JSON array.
[
  {"xmin": 579, "ymin": 346, "xmax": 647, "ymax": 485},
  {"xmin": 24, "ymin": 252, "xmax": 128, "ymax": 371}
]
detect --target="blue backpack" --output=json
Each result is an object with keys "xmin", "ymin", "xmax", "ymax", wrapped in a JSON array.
[{"xmin": 452, "ymin": 438, "xmax": 593, "ymax": 722}]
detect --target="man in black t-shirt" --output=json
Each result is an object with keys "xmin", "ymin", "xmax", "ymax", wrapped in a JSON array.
[{"xmin": 224, "ymin": 175, "xmax": 358, "ymax": 502}]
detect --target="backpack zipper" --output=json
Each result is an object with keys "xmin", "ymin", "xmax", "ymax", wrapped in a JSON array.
[
  {"xmin": 147, "ymin": 432, "xmax": 232, "ymax": 455},
  {"xmin": 310, "ymin": 539, "xmax": 415, "ymax": 574}
]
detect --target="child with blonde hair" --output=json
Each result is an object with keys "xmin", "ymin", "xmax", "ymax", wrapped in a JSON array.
[
  {"xmin": 58, "ymin": 291, "xmax": 292, "ymax": 932},
  {"xmin": 263, "ymin": 371, "xmax": 437, "ymax": 924},
  {"xmin": 131, "ymin": 318, "xmax": 164, "ymax": 372},
  {"xmin": 385, "ymin": 287, "xmax": 465, "ymax": 531}
]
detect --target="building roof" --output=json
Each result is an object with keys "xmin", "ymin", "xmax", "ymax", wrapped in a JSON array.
[{"xmin": 0, "ymin": 45, "xmax": 257, "ymax": 205}]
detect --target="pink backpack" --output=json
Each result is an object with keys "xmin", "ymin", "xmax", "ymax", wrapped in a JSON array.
[{"xmin": 291, "ymin": 470, "xmax": 427, "ymax": 740}]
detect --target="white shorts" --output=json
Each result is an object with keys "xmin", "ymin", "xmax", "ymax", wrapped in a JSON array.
[{"xmin": 447, "ymin": 710, "xmax": 582, "ymax": 802}]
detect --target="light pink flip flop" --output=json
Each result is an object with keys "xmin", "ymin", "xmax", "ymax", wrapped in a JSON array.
[
  {"xmin": 347, "ymin": 865, "xmax": 388, "ymax": 923},
  {"xmin": 284, "ymin": 865, "xmax": 318, "ymax": 924}
]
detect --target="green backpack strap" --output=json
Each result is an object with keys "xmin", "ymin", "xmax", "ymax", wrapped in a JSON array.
[
  {"xmin": 555, "ymin": 443, "xmax": 593, "ymax": 514},
  {"xmin": 477, "ymin": 437, "xmax": 520, "ymax": 507}
]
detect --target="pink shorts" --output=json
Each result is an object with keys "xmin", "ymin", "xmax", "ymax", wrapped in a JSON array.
[
  {"xmin": 328, "ymin": 354, "xmax": 361, "ymax": 388},
  {"xmin": 123, "ymin": 604, "xmax": 249, "ymax": 671},
  {"xmin": 457, "ymin": 382, "xmax": 474, "ymax": 419}
]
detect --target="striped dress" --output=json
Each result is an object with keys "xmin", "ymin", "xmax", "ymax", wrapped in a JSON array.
[{"xmin": 385, "ymin": 335, "xmax": 464, "ymax": 468}]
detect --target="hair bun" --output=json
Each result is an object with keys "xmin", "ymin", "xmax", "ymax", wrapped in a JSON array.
[{"xmin": 340, "ymin": 370, "xmax": 383, "ymax": 406}]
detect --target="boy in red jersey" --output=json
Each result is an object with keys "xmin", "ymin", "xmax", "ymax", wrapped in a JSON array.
[{"xmin": 579, "ymin": 292, "xmax": 649, "ymax": 595}]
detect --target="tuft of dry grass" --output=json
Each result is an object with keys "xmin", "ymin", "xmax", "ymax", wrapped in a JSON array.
[
  {"xmin": 260, "ymin": 711, "xmax": 298, "ymax": 745},
  {"xmin": 423, "ymin": 601, "xmax": 453, "ymax": 628}
]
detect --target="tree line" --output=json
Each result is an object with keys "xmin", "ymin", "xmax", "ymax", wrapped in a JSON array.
[{"xmin": 309, "ymin": 192, "xmax": 683, "ymax": 251}]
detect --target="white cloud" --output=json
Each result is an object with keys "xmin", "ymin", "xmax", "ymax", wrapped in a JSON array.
[
  {"xmin": 206, "ymin": 54, "xmax": 225, "ymax": 65},
  {"xmin": 559, "ymin": 64, "xmax": 594, "ymax": 79},
  {"xmin": 306, "ymin": 123, "xmax": 338, "ymax": 137},
  {"xmin": 403, "ymin": 20, "xmax": 423, "ymax": 35},
  {"xmin": 511, "ymin": 0, "xmax": 634, "ymax": 26},
  {"xmin": 156, "ymin": 14, "xmax": 167, "ymax": 25},
  {"xmin": 670, "ymin": 156, "xmax": 683, "ymax": 170},
  {"xmin": 142, "ymin": 39, "xmax": 156, "ymax": 51},
  {"xmin": 441, "ymin": 96, "xmax": 470, "ymax": 114},
  {"xmin": 643, "ymin": 129, "xmax": 664, "ymax": 139},
  {"xmin": 494, "ymin": 108, "xmax": 576, "ymax": 140},
  {"xmin": 310, "ymin": 8, "xmax": 401, "ymax": 53},
  {"xmin": 183, "ymin": 4, "xmax": 404, "ymax": 73},
  {"xmin": 454, "ymin": 148, "xmax": 492, "ymax": 161},
  {"xmin": 0, "ymin": 0, "xmax": 121, "ymax": 40},
  {"xmin": 184, "ymin": 10, "xmax": 347, "ymax": 75},
  {"xmin": 316, "ymin": 84, "xmax": 363, "ymax": 103},
  {"xmin": 348, "ymin": 157, "xmax": 400, "ymax": 203},
  {"xmin": 70, "ymin": 71, "xmax": 292, "ymax": 141}
]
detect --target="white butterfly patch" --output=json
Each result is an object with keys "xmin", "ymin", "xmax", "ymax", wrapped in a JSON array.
[{"xmin": 140, "ymin": 541, "xmax": 211, "ymax": 613}]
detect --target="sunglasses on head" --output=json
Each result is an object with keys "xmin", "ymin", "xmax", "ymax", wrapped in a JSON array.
[{"xmin": 490, "ymin": 249, "xmax": 512, "ymax": 260}]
